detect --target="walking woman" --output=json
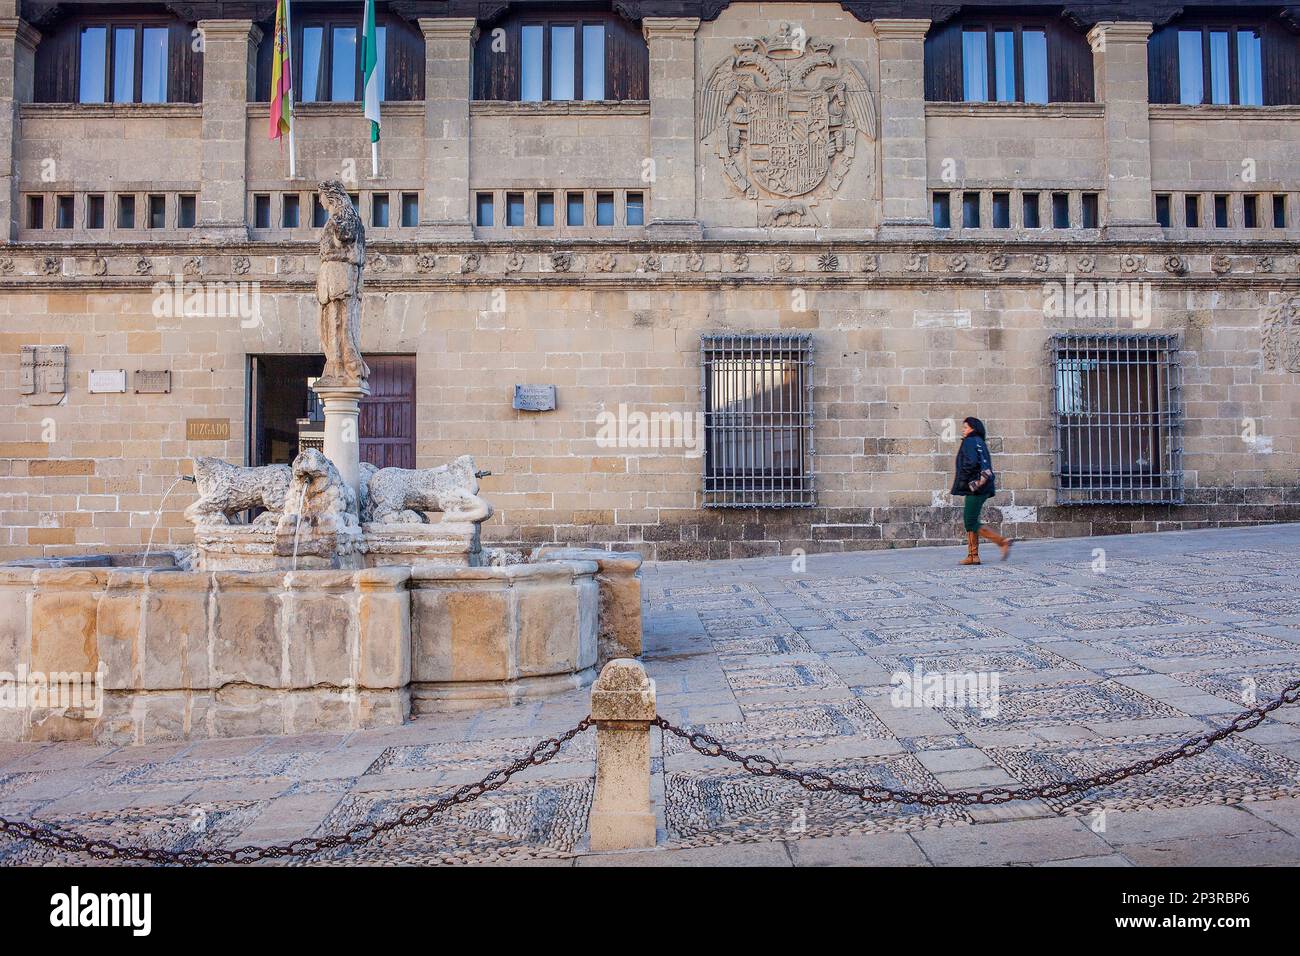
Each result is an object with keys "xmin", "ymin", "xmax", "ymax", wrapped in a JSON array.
[{"xmin": 951, "ymin": 417, "xmax": 1013, "ymax": 565}]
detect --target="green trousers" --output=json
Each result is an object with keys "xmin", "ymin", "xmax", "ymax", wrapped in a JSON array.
[{"xmin": 963, "ymin": 494, "xmax": 992, "ymax": 533}]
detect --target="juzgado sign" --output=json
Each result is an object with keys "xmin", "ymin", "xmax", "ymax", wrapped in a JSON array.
[
  {"xmin": 0, "ymin": 665, "xmax": 105, "ymax": 718},
  {"xmin": 186, "ymin": 418, "xmax": 231, "ymax": 441}
]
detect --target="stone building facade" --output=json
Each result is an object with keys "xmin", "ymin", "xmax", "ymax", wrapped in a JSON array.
[{"xmin": 1, "ymin": 0, "xmax": 1298, "ymax": 561}]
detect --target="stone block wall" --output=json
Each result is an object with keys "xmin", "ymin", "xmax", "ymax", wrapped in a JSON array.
[{"xmin": 1, "ymin": 245, "xmax": 1297, "ymax": 561}]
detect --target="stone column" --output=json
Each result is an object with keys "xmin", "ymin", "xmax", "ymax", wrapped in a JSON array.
[
  {"xmin": 419, "ymin": 17, "xmax": 475, "ymax": 239},
  {"xmin": 588, "ymin": 658, "xmax": 657, "ymax": 851},
  {"xmin": 316, "ymin": 384, "xmax": 369, "ymax": 508},
  {"xmin": 642, "ymin": 17, "xmax": 702, "ymax": 240},
  {"xmin": 0, "ymin": 7, "xmax": 39, "ymax": 243},
  {"xmin": 1089, "ymin": 21, "xmax": 1161, "ymax": 239},
  {"xmin": 196, "ymin": 20, "xmax": 261, "ymax": 241},
  {"xmin": 873, "ymin": 19, "xmax": 931, "ymax": 238}
]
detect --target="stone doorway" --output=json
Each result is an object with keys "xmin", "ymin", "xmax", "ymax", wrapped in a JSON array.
[{"xmin": 249, "ymin": 353, "xmax": 416, "ymax": 468}]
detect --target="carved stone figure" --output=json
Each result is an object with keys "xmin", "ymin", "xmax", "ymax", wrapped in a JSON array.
[
  {"xmin": 316, "ymin": 180, "xmax": 370, "ymax": 388},
  {"xmin": 365, "ymin": 455, "xmax": 493, "ymax": 525},
  {"xmin": 184, "ymin": 458, "xmax": 292, "ymax": 526},
  {"xmin": 1263, "ymin": 296, "xmax": 1300, "ymax": 373},
  {"xmin": 700, "ymin": 26, "xmax": 877, "ymax": 200},
  {"xmin": 763, "ymin": 201, "xmax": 815, "ymax": 227},
  {"xmin": 280, "ymin": 447, "xmax": 359, "ymax": 532}
]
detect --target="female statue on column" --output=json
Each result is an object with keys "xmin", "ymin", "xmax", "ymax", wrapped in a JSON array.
[{"xmin": 316, "ymin": 180, "xmax": 371, "ymax": 387}]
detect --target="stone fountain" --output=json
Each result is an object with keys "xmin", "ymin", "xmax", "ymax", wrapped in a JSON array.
[{"xmin": 0, "ymin": 181, "xmax": 642, "ymax": 745}]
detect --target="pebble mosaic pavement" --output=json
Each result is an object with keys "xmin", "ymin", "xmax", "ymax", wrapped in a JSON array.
[{"xmin": 6, "ymin": 524, "xmax": 1300, "ymax": 866}]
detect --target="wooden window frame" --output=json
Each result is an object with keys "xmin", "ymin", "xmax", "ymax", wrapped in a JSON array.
[
  {"xmin": 961, "ymin": 22, "xmax": 1050, "ymax": 104},
  {"xmin": 1173, "ymin": 22, "xmax": 1265, "ymax": 105},
  {"xmin": 517, "ymin": 17, "xmax": 605, "ymax": 101},
  {"xmin": 475, "ymin": 8, "xmax": 646, "ymax": 102},
  {"xmin": 76, "ymin": 18, "xmax": 173, "ymax": 104},
  {"xmin": 294, "ymin": 18, "xmax": 382, "ymax": 103}
]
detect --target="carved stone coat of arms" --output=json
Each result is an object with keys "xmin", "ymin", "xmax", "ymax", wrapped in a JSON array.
[
  {"xmin": 699, "ymin": 24, "xmax": 878, "ymax": 201},
  {"xmin": 1263, "ymin": 296, "xmax": 1300, "ymax": 373}
]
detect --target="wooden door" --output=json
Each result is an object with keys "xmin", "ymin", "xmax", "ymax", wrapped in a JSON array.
[{"xmin": 359, "ymin": 355, "xmax": 416, "ymax": 469}]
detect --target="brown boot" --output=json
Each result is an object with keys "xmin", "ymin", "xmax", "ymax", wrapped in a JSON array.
[
  {"xmin": 959, "ymin": 531, "xmax": 980, "ymax": 565},
  {"xmin": 979, "ymin": 527, "xmax": 1014, "ymax": 561}
]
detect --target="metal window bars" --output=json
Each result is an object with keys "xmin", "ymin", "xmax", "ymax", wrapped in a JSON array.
[
  {"xmin": 701, "ymin": 332, "xmax": 815, "ymax": 509},
  {"xmin": 1049, "ymin": 332, "xmax": 1184, "ymax": 505}
]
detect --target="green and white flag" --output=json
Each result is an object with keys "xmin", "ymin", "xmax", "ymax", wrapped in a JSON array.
[{"xmin": 362, "ymin": 0, "xmax": 380, "ymax": 175}]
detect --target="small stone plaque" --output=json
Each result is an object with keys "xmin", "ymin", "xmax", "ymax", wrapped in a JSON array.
[
  {"xmin": 186, "ymin": 418, "xmax": 231, "ymax": 441},
  {"xmin": 88, "ymin": 369, "xmax": 127, "ymax": 393},
  {"xmin": 134, "ymin": 369, "xmax": 171, "ymax": 394},
  {"xmin": 513, "ymin": 384, "xmax": 556, "ymax": 412}
]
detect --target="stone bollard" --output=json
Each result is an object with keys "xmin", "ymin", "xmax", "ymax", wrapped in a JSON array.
[{"xmin": 588, "ymin": 658, "xmax": 657, "ymax": 851}]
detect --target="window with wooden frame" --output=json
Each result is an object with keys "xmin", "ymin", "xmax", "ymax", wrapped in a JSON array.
[
  {"xmin": 1149, "ymin": 16, "xmax": 1300, "ymax": 105},
  {"xmin": 474, "ymin": 7, "xmax": 647, "ymax": 101},
  {"xmin": 34, "ymin": 14, "xmax": 201, "ymax": 104},
  {"xmin": 925, "ymin": 15, "xmax": 1093, "ymax": 103},
  {"xmin": 254, "ymin": 6, "xmax": 424, "ymax": 102}
]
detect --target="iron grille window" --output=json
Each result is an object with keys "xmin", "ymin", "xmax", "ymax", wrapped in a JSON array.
[
  {"xmin": 1050, "ymin": 333, "xmax": 1184, "ymax": 505},
  {"xmin": 701, "ymin": 333, "xmax": 814, "ymax": 509}
]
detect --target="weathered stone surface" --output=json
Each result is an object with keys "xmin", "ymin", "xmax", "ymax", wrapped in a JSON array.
[{"xmin": 589, "ymin": 659, "xmax": 658, "ymax": 851}]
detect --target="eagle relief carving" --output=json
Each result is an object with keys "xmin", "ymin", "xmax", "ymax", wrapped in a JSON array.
[{"xmin": 699, "ymin": 23, "xmax": 878, "ymax": 205}]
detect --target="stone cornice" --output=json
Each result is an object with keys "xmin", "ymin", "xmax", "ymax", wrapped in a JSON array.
[
  {"xmin": 418, "ymin": 16, "xmax": 478, "ymax": 41},
  {"xmin": 470, "ymin": 99, "xmax": 650, "ymax": 116},
  {"xmin": 1150, "ymin": 103, "xmax": 1300, "ymax": 121},
  {"xmin": 1, "ymin": 242, "xmax": 1295, "ymax": 295},
  {"xmin": 1088, "ymin": 21, "xmax": 1155, "ymax": 44},
  {"xmin": 195, "ymin": 17, "xmax": 261, "ymax": 42},
  {"xmin": 926, "ymin": 101, "xmax": 1105, "ymax": 119},
  {"xmin": 246, "ymin": 101, "xmax": 426, "ymax": 118},
  {"xmin": 20, "ymin": 101, "xmax": 203, "ymax": 118},
  {"xmin": 641, "ymin": 16, "xmax": 701, "ymax": 40},
  {"xmin": 871, "ymin": 18, "xmax": 931, "ymax": 41},
  {"xmin": 0, "ymin": 17, "xmax": 41, "ymax": 49}
]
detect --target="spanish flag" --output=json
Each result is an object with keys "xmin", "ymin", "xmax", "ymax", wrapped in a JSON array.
[{"xmin": 269, "ymin": 0, "xmax": 296, "ymax": 174}]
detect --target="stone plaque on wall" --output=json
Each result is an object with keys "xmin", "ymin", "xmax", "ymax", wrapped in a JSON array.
[
  {"xmin": 134, "ymin": 369, "xmax": 172, "ymax": 394},
  {"xmin": 513, "ymin": 384, "xmax": 557, "ymax": 411},
  {"xmin": 88, "ymin": 369, "xmax": 127, "ymax": 393},
  {"xmin": 187, "ymin": 418, "xmax": 231, "ymax": 441},
  {"xmin": 19, "ymin": 345, "xmax": 67, "ymax": 405}
]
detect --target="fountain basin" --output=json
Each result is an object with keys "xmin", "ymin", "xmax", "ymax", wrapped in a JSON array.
[{"xmin": 0, "ymin": 551, "xmax": 636, "ymax": 743}]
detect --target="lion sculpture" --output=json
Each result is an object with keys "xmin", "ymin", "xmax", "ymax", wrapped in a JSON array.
[
  {"xmin": 280, "ymin": 447, "xmax": 359, "ymax": 531},
  {"xmin": 184, "ymin": 457, "xmax": 292, "ymax": 526},
  {"xmin": 365, "ymin": 455, "xmax": 492, "ymax": 524}
]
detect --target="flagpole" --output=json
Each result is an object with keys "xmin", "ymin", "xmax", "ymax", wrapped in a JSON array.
[{"xmin": 286, "ymin": 0, "xmax": 296, "ymax": 178}]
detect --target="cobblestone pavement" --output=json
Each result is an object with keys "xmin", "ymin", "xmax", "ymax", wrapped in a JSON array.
[{"xmin": 5, "ymin": 524, "xmax": 1300, "ymax": 866}]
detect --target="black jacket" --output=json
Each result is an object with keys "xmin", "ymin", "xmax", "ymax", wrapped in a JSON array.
[{"xmin": 951, "ymin": 420, "xmax": 996, "ymax": 497}]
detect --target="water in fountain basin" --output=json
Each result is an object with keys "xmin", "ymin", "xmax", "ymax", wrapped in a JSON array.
[{"xmin": 141, "ymin": 476, "xmax": 191, "ymax": 568}]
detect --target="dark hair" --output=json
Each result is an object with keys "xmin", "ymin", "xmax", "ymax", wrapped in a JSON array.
[{"xmin": 963, "ymin": 417, "xmax": 987, "ymax": 439}]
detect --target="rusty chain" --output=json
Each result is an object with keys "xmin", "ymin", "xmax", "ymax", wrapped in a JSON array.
[
  {"xmin": 656, "ymin": 676, "xmax": 1300, "ymax": 807},
  {"xmin": 7, "ymin": 675, "xmax": 1300, "ymax": 862},
  {"xmin": 0, "ymin": 718, "xmax": 592, "ymax": 864}
]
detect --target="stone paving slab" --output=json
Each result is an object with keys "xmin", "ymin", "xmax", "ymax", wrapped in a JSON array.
[{"xmin": 5, "ymin": 524, "xmax": 1300, "ymax": 866}]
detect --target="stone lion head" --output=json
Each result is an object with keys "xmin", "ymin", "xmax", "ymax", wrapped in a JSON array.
[{"xmin": 292, "ymin": 447, "xmax": 334, "ymax": 483}]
